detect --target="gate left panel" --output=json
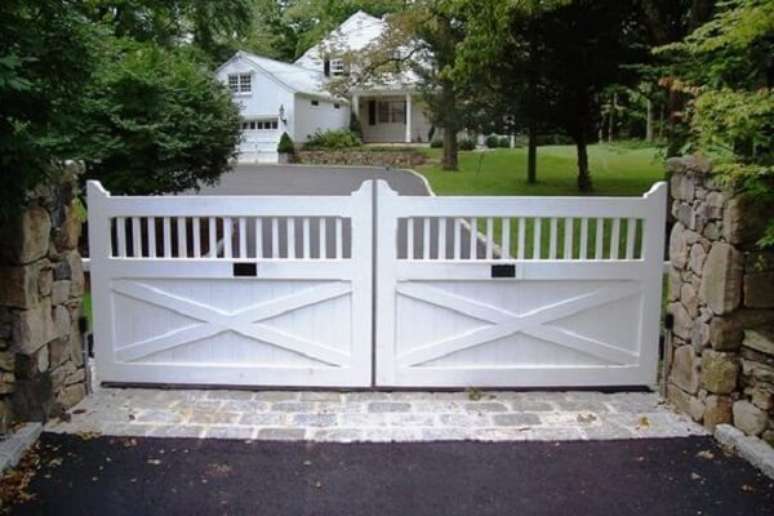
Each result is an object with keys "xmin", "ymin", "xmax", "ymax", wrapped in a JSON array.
[{"xmin": 87, "ymin": 181, "xmax": 373, "ymax": 387}]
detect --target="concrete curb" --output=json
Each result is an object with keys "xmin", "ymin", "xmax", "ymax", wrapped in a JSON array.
[
  {"xmin": 0, "ymin": 423, "xmax": 43, "ymax": 473},
  {"xmin": 715, "ymin": 424, "xmax": 774, "ymax": 479}
]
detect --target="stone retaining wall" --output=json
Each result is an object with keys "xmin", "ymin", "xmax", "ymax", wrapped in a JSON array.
[
  {"xmin": 666, "ymin": 156, "xmax": 774, "ymax": 446},
  {"xmin": 0, "ymin": 166, "xmax": 88, "ymax": 433},
  {"xmin": 297, "ymin": 149, "xmax": 427, "ymax": 168}
]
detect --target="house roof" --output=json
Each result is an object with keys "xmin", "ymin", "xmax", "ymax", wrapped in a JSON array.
[{"xmin": 219, "ymin": 51, "xmax": 343, "ymax": 101}]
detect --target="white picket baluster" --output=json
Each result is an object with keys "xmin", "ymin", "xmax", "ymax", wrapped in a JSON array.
[
  {"xmin": 610, "ymin": 218, "xmax": 621, "ymax": 260},
  {"xmin": 517, "ymin": 218, "xmax": 525, "ymax": 260},
  {"xmin": 303, "ymin": 217, "xmax": 310, "ymax": 259},
  {"xmin": 423, "ymin": 218, "xmax": 431, "ymax": 260},
  {"xmin": 147, "ymin": 217, "xmax": 156, "ymax": 258},
  {"xmin": 335, "ymin": 218, "xmax": 343, "ymax": 259},
  {"xmin": 453, "ymin": 218, "xmax": 461, "ymax": 259},
  {"xmin": 438, "ymin": 218, "xmax": 447, "ymax": 260},
  {"xmin": 533, "ymin": 218, "xmax": 541, "ymax": 260},
  {"xmin": 287, "ymin": 218, "xmax": 296, "ymax": 259},
  {"xmin": 162, "ymin": 217, "xmax": 171, "ymax": 258},
  {"xmin": 319, "ymin": 218, "xmax": 327, "ymax": 259},
  {"xmin": 177, "ymin": 217, "xmax": 187, "ymax": 258},
  {"xmin": 485, "ymin": 217, "xmax": 493, "ymax": 259},
  {"xmin": 549, "ymin": 217, "xmax": 558, "ymax": 259},
  {"xmin": 564, "ymin": 217, "xmax": 573, "ymax": 259},
  {"xmin": 579, "ymin": 218, "xmax": 588, "ymax": 260},
  {"xmin": 503, "ymin": 218, "xmax": 511, "ymax": 260},
  {"xmin": 223, "ymin": 217, "xmax": 232, "ymax": 258},
  {"xmin": 595, "ymin": 218, "xmax": 604, "ymax": 259},
  {"xmin": 208, "ymin": 217, "xmax": 216, "ymax": 258},
  {"xmin": 625, "ymin": 217, "xmax": 637, "ymax": 259},
  {"xmin": 469, "ymin": 217, "xmax": 477, "ymax": 260},
  {"xmin": 193, "ymin": 217, "xmax": 201, "ymax": 258},
  {"xmin": 116, "ymin": 217, "xmax": 127, "ymax": 257},
  {"xmin": 131, "ymin": 217, "xmax": 141, "ymax": 257},
  {"xmin": 255, "ymin": 218, "xmax": 263, "ymax": 259},
  {"xmin": 271, "ymin": 217, "xmax": 279, "ymax": 258},
  {"xmin": 407, "ymin": 218, "xmax": 414, "ymax": 259}
]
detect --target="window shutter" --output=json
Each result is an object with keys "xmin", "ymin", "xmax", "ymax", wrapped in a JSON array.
[
  {"xmin": 368, "ymin": 100, "xmax": 376, "ymax": 126},
  {"xmin": 324, "ymin": 59, "xmax": 330, "ymax": 77}
]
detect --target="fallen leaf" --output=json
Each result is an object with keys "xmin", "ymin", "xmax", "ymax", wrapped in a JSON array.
[
  {"xmin": 741, "ymin": 484, "xmax": 754, "ymax": 493},
  {"xmin": 690, "ymin": 473, "xmax": 701, "ymax": 480},
  {"xmin": 577, "ymin": 414, "xmax": 597, "ymax": 424},
  {"xmin": 147, "ymin": 459, "xmax": 162, "ymax": 465},
  {"xmin": 636, "ymin": 416, "xmax": 651, "ymax": 429},
  {"xmin": 696, "ymin": 450, "xmax": 715, "ymax": 460}
]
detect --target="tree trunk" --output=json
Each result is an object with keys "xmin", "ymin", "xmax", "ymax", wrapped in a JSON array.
[
  {"xmin": 526, "ymin": 22, "xmax": 538, "ymax": 184},
  {"xmin": 576, "ymin": 132, "xmax": 591, "ymax": 192},
  {"xmin": 608, "ymin": 92, "xmax": 617, "ymax": 144},
  {"xmin": 442, "ymin": 129, "xmax": 458, "ymax": 171},
  {"xmin": 645, "ymin": 97, "xmax": 654, "ymax": 142},
  {"xmin": 527, "ymin": 121, "xmax": 537, "ymax": 184}
]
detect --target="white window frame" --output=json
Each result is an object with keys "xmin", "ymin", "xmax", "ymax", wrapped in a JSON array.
[
  {"xmin": 241, "ymin": 118, "xmax": 279, "ymax": 132},
  {"xmin": 228, "ymin": 73, "xmax": 252, "ymax": 95},
  {"xmin": 330, "ymin": 58, "xmax": 347, "ymax": 77}
]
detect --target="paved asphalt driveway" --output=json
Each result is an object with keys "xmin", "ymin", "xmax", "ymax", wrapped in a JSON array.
[{"xmin": 12, "ymin": 433, "xmax": 774, "ymax": 515}]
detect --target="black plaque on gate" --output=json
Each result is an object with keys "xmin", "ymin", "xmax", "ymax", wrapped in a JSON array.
[
  {"xmin": 233, "ymin": 262, "xmax": 258, "ymax": 277},
  {"xmin": 491, "ymin": 264, "xmax": 515, "ymax": 278}
]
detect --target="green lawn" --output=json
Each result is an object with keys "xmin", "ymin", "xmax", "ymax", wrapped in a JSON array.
[
  {"xmin": 414, "ymin": 143, "xmax": 665, "ymax": 260},
  {"xmin": 416, "ymin": 143, "xmax": 664, "ymax": 197}
]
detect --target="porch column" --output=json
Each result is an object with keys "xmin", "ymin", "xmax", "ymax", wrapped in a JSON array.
[
  {"xmin": 352, "ymin": 94, "xmax": 359, "ymax": 119},
  {"xmin": 405, "ymin": 93, "xmax": 412, "ymax": 143}
]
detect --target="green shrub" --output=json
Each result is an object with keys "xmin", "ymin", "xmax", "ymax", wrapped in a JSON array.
[
  {"xmin": 349, "ymin": 113, "xmax": 363, "ymax": 139},
  {"xmin": 459, "ymin": 138, "xmax": 476, "ymax": 151},
  {"xmin": 484, "ymin": 135, "xmax": 499, "ymax": 149},
  {"xmin": 303, "ymin": 129, "xmax": 362, "ymax": 150},
  {"xmin": 277, "ymin": 132, "xmax": 295, "ymax": 154},
  {"xmin": 430, "ymin": 138, "xmax": 443, "ymax": 148},
  {"xmin": 498, "ymin": 136, "xmax": 511, "ymax": 148},
  {"xmin": 536, "ymin": 133, "xmax": 574, "ymax": 146}
]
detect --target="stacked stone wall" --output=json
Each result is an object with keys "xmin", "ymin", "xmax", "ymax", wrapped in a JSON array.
[
  {"xmin": 667, "ymin": 156, "xmax": 774, "ymax": 445},
  {"xmin": 0, "ymin": 167, "xmax": 87, "ymax": 432}
]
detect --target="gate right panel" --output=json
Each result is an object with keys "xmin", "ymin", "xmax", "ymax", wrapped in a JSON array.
[{"xmin": 375, "ymin": 180, "xmax": 667, "ymax": 388}]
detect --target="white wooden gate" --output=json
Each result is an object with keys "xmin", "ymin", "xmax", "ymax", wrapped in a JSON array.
[
  {"xmin": 87, "ymin": 181, "xmax": 373, "ymax": 387},
  {"xmin": 88, "ymin": 179, "xmax": 667, "ymax": 388},
  {"xmin": 374, "ymin": 180, "xmax": 667, "ymax": 388}
]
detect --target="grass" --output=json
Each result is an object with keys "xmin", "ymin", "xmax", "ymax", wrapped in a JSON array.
[
  {"xmin": 416, "ymin": 143, "xmax": 664, "ymax": 197},
  {"xmin": 413, "ymin": 143, "xmax": 664, "ymax": 259}
]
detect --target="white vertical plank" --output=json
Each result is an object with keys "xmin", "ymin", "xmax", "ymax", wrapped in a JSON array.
[
  {"xmin": 223, "ymin": 217, "xmax": 233, "ymax": 258},
  {"xmin": 192, "ymin": 218, "xmax": 201, "ymax": 258},
  {"xmin": 208, "ymin": 217, "xmax": 216, "ymax": 258},
  {"xmin": 116, "ymin": 217, "xmax": 126, "ymax": 257},
  {"xmin": 610, "ymin": 218, "xmax": 621, "ymax": 260},
  {"xmin": 335, "ymin": 218, "xmax": 343, "ymax": 259},
  {"xmin": 302, "ymin": 217, "xmax": 310, "ymax": 259},
  {"xmin": 407, "ymin": 218, "xmax": 414, "ymax": 259},
  {"xmin": 503, "ymin": 218, "xmax": 511, "ymax": 260},
  {"xmin": 595, "ymin": 218, "xmax": 604, "ymax": 259},
  {"xmin": 287, "ymin": 218, "xmax": 296, "ymax": 259},
  {"xmin": 533, "ymin": 217, "xmax": 541, "ymax": 260},
  {"xmin": 271, "ymin": 217, "xmax": 279, "ymax": 258},
  {"xmin": 625, "ymin": 217, "xmax": 636, "ymax": 259},
  {"xmin": 423, "ymin": 217, "xmax": 430, "ymax": 260},
  {"xmin": 131, "ymin": 217, "xmax": 141, "ymax": 257},
  {"xmin": 549, "ymin": 217, "xmax": 558, "ymax": 259},
  {"xmin": 319, "ymin": 218, "xmax": 327, "ymax": 259},
  {"xmin": 579, "ymin": 218, "xmax": 588, "ymax": 259},
  {"xmin": 177, "ymin": 217, "xmax": 187, "ymax": 258},
  {"xmin": 236, "ymin": 217, "xmax": 246, "ymax": 258},
  {"xmin": 453, "ymin": 218, "xmax": 461, "ymax": 260},
  {"xmin": 485, "ymin": 217, "xmax": 493, "ymax": 259},
  {"xmin": 517, "ymin": 218, "xmax": 525, "ymax": 260},
  {"xmin": 563, "ymin": 217, "xmax": 573, "ymax": 260},
  {"xmin": 469, "ymin": 217, "xmax": 477, "ymax": 260},
  {"xmin": 255, "ymin": 218, "xmax": 263, "ymax": 259},
  {"xmin": 147, "ymin": 217, "xmax": 156, "ymax": 258},
  {"xmin": 162, "ymin": 217, "xmax": 171, "ymax": 258},
  {"xmin": 438, "ymin": 218, "xmax": 447, "ymax": 260}
]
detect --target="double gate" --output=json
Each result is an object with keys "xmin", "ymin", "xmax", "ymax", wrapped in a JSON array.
[{"xmin": 88, "ymin": 179, "xmax": 666, "ymax": 388}]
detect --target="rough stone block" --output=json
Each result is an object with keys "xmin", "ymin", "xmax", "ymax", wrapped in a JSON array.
[
  {"xmin": 54, "ymin": 201, "xmax": 82, "ymax": 252},
  {"xmin": 51, "ymin": 281, "xmax": 71, "ymax": 305},
  {"xmin": 64, "ymin": 252, "xmax": 84, "ymax": 297},
  {"xmin": 688, "ymin": 244, "xmax": 706, "ymax": 275},
  {"xmin": 732, "ymin": 400, "xmax": 768, "ymax": 436},
  {"xmin": 723, "ymin": 196, "xmax": 774, "ymax": 249},
  {"xmin": 699, "ymin": 242, "xmax": 743, "ymax": 315},
  {"xmin": 670, "ymin": 303, "xmax": 692, "ymax": 341},
  {"xmin": 0, "ymin": 206, "xmax": 51, "ymax": 265},
  {"xmin": 670, "ymin": 345, "xmax": 700, "ymax": 394},
  {"xmin": 0, "ymin": 264, "xmax": 40, "ymax": 309},
  {"xmin": 11, "ymin": 298, "xmax": 57, "ymax": 354},
  {"xmin": 748, "ymin": 385, "xmax": 773, "ymax": 411},
  {"xmin": 55, "ymin": 382, "xmax": 86, "ymax": 410},
  {"xmin": 743, "ymin": 328, "xmax": 774, "ymax": 356},
  {"xmin": 53, "ymin": 305, "xmax": 70, "ymax": 340},
  {"xmin": 691, "ymin": 321, "xmax": 710, "ymax": 351},
  {"xmin": 680, "ymin": 283, "xmax": 699, "ymax": 318},
  {"xmin": 668, "ymin": 268, "xmax": 681, "ymax": 302},
  {"xmin": 669, "ymin": 223, "xmax": 689, "ymax": 269},
  {"xmin": 701, "ymin": 350, "xmax": 739, "ymax": 394},
  {"xmin": 710, "ymin": 310, "xmax": 774, "ymax": 351},
  {"xmin": 742, "ymin": 359, "xmax": 774, "ymax": 383},
  {"xmin": 667, "ymin": 384, "xmax": 705, "ymax": 421},
  {"xmin": 703, "ymin": 395, "xmax": 732, "ymax": 431},
  {"xmin": 744, "ymin": 272, "xmax": 774, "ymax": 308}
]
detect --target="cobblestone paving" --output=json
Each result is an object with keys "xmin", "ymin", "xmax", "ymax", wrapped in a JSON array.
[{"xmin": 46, "ymin": 388, "xmax": 707, "ymax": 442}]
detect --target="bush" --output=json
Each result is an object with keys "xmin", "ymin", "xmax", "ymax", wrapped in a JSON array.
[
  {"xmin": 277, "ymin": 132, "xmax": 295, "ymax": 154},
  {"xmin": 536, "ymin": 133, "xmax": 574, "ymax": 146},
  {"xmin": 459, "ymin": 138, "xmax": 476, "ymax": 151},
  {"xmin": 430, "ymin": 138, "xmax": 443, "ymax": 148},
  {"xmin": 303, "ymin": 129, "xmax": 362, "ymax": 150},
  {"xmin": 484, "ymin": 135, "xmax": 499, "ymax": 149},
  {"xmin": 349, "ymin": 113, "xmax": 362, "ymax": 139},
  {"xmin": 498, "ymin": 136, "xmax": 511, "ymax": 148}
]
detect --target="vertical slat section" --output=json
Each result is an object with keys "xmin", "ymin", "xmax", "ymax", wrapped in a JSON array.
[
  {"xmin": 255, "ymin": 217, "xmax": 263, "ymax": 259},
  {"xmin": 147, "ymin": 217, "xmax": 156, "ymax": 258},
  {"xmin": 469, "ymin": 217, "xmax": 477, "ymax": 260},
  {"xmin": 438, "ymin": 218, "xmax": 447, "ymax": 260},
  {"xmin": 407, "ymin": 218, "xmax": 414, "ymax": 259},
  {"xmin": 208, "ymin": 217, "xmax": 216, "ymax": 258},
  {"xmin": 116, "ymin": 217, "xmax": 127, "ymax": 257},
  {"xmin": 579, "ymin": 218, "xmax": 588, "ymax": 260},
  {"xmin": 453, "ymin": 218, "xmax": 461, "ymax": 260},
  {"xmin": 502, "ymin": 218, "xmax": 511, "ymax": 260},
  {"xmin": 422, "ymin": 218, "xmax": 430, "ymax": 260},
  {"xmin": 192, "ymin": 218, "xmax": 201, "ymax": 258},
  {"xmin": 177, "ymin": 217, "xmax": 187, "ymax": 258},
  {"xmin": 595, "ymin": 218, "xmax": 604, "ymax": 259},
  {"xmin": 223, "ymin": 217, "xmax": 233, "ymax": 258},
  {"xmin": 517, "ymin": 218, "xmax": 525, "ymax": 260},
  {"xmin": 335, "ymin": 218, "xmax": 343, "ymax": 259},
  {"xmin": 610, "ymin": 218, "xmax": 621, "ymax": 260},
  {"xmin": 563, "ymin": 217, "xmax": 573, "ymax": 259},
  {"xmin": 302, "ymin": 217, "xmax": 310, "ymax": 259},
  {"xmin": 162, "ymin": 217, "xmax": 171, "ymax": 258},
  {"xmin": 319, "ymin": 218, "xmax": 327, "ymax": 259},
  {"xmin": 287, "ymin": 218, "xmax": 296, "ymax": 259},
  {"xmin": 549, "ymin": 217, "xmax": 558, "ymax": 259},
  {"xmin": 131, "ymin": 217, "xmax": 141, "ymax": 257},
  {"xmin": 238, "ymin": 217, "xmax": 247, "ymax": 258},
  {"xmin": 533, "ymin": 217, "xmax": 541, "ymax": 259},
  {"xmin": 271, "ymin": 217, "xmax": 279, "ymax": 258},
  {"xmin": 625, "ymin": 217, "xmax": 636, "ymax": 259},
  {"xmin": 485, "ymin": 218, "xmax": 493, "ymax": 259}
]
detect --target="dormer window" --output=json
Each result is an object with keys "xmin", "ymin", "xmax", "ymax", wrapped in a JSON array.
[
  {"xmin": 331, "ymin": 58, "xmax": 347, "ymax": 76},
  {"xmin": 227, "ymin": 73, "xmax": 252, "ymax": 94}
]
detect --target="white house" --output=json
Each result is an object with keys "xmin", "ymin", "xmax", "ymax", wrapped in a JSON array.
[{"xmin": 217, "ymin": 10, "xmax": 434, "ymax": 163}]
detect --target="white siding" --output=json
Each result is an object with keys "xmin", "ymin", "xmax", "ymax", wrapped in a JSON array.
[{"xmin": 293, "ymin": 96, "xmax": 350, "ymax": 143}]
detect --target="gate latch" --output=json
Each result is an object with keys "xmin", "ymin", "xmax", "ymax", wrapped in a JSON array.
[
  {"xmin": 233, "ymin": 262, "xmax": 258, "ymax": 277},
  {"xmin": 491, "ymin": 264, "xmax": 515, "ymax": 278}
]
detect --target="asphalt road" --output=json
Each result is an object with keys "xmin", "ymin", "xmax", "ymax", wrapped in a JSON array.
[{"xmin": 12, "ymin": 433, "xmax": 774, "ymax": 516}]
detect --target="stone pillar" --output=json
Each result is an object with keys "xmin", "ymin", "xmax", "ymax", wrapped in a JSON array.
[
  {"xmin": 666, "ymin": 156, "xmax": 774, "ymax": 446},
  {"xmin": 0, "ymin": 164, "xmax": 88, "ymax": 433},
  {"xmin": 405, "ymin": 93, "xmax": 413, "ymax": 143}
]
